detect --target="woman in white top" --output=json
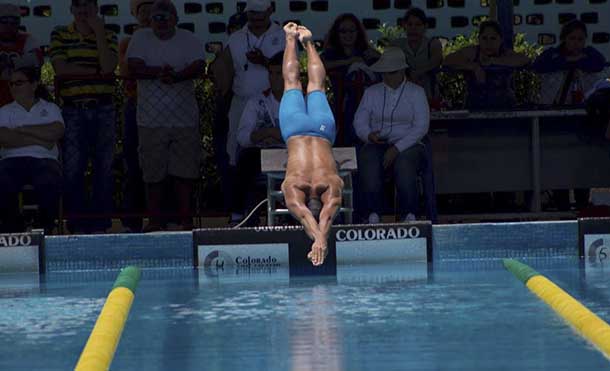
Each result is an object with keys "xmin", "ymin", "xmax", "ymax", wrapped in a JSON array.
[
  {"xmin": 0, "ymin": 62, "xmax": 64, "ymax": 233},
  {"xmin": 353, "ymin": 48, "xmax": 430, "ymax": 224}
]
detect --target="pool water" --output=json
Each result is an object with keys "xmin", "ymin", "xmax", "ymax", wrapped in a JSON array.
[{"xmin": 1, "ymin": 258, "xmax": 609, "ymax": 370}]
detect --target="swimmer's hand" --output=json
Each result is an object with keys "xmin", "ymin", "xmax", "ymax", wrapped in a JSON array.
[
  {"xmin": 284, "ymin": 22, "xmax": 299, "ymax": 39},
  {"xmin": 308, "ymin": 238, "xmax": 327, "ymax": 266}
]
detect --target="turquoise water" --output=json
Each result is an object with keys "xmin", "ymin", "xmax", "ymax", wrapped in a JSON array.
[{"xmin": 1, "ymin": 258, "xmax": 609, "ymax": 370}]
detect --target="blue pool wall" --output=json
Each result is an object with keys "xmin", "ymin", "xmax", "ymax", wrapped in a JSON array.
[{"xmin": 42, "ymin": 221, "xmax": 579, "ymax": 271}]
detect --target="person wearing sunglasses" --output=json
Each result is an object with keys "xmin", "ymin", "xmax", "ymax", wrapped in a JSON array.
[
  {"xmin": 0, "ymin": 3, "xmax": 43, "ymax": 107},
  {"xmin": 126, "ymin": 0, "xmax": 205, "ymax": 232},
  {"xmin": 213, "ymin": 0, "xmax": 285, "ymax": 225},
  {"xmin": 0, "ymin": 58, "xmax": 64, "ymax": 233}
]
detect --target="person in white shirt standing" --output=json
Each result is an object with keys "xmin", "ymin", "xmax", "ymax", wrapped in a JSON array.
[
  {"xmin": 126, "ymin": 0, "xmax": 205, "ymax": 232},
  {"xmin": 214, "ymin": 0, "xmax": 286, "ymax": 222},
  {"xmin": 233, "ymin": 51, "xmax": 285, "ymax": 225},
  {"xmin": 0, "ymin": 59, "xmax": 64, "ymax": 233},
  {"xmin": 214, "ymin": 0, "xmax": 285, "ymax": 223},
  {"xmin": 353, "ymin": 47, "xmax": 429, "ymax": 224}
]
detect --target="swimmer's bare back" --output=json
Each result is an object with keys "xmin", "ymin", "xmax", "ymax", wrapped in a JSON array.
[{"xmin": 282, "ymin": 135, "xmax": 344, "ymax": 265}]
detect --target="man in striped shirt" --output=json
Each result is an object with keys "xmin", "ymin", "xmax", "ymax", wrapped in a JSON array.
[{"xmin": 50, "ymin": 0, "xmax": 118, "ymax": 234}]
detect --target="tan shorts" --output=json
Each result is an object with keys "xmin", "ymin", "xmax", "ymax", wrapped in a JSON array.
[{"xmin": 138, "ymin": 126, "xmax": 201, "ymax": 183}]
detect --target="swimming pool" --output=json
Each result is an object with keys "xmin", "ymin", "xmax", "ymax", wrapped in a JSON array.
[{"xmin": 1, "ymin": 257, "xmax": 609, "ymax": 370}]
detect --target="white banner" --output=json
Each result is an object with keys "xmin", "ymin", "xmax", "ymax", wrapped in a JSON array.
[{"xmin": 0, "ymin": 233, "xmax": 42, "ymax": 273}]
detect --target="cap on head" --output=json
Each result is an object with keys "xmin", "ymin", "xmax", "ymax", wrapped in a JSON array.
[
  {"xmin": 245, "ymin": 0, "xmax": 271, "ymax": 12},
  {"xmin": 0, "ymin": 3, "xmax": 20, "ymax": 18}
]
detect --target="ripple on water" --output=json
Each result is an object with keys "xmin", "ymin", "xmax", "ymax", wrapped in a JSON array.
[{"xmin": 0, "ymin": 296, "xmax": 104, "ymax": 342}]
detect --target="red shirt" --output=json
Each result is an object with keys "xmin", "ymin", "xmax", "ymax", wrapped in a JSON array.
[{"xmin": 0, "ymin": 33, "xmax": 43, "ymax": 107}]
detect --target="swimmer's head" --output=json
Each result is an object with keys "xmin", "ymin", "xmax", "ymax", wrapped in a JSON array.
[{"xmin": 307, "ymin": 198, "xmax": 322, "ymax": 221}]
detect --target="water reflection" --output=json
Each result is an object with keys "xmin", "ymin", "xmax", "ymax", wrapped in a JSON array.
[{"xmin": 290, "ymin": 284, "xmax": 343, "ymax": 371}]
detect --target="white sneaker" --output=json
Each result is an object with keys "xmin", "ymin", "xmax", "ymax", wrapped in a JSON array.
[
  {"xmin": 403, "ymin": 213, "xmax": 416, "ymax": 222},
  {"xmin": 367, "ymin": 212, "xmax": 380, "ymax": 224}
]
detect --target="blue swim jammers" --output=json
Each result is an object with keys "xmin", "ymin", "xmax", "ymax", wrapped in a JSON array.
[{"xmin": 279, "ymin": 89, "xmax": 336, "ymax": 144}]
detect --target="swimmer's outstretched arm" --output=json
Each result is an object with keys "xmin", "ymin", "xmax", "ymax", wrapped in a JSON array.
[
  {"xmin": 297, "ymin": 25, "xmax": 326, "ymax": 94},
  {"xmin": 318, "ymin": 190, "xmax": 342, "ymax": 243}
]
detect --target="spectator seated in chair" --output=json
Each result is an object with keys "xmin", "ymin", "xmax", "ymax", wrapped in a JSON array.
[
  {"xmin": 231, "ymin": 51, "xmax": 286, "ymax": 226},
  {"xmin": 532, "ymin": 20, "xmax": 607, "ymax": 211},
  {"xmin": 353, "ymin": 47, "xmax": 429, "ymax": 224},
  {"xmin": 0, "ymin": 60, "xmax": 64, "ymax": 233}
]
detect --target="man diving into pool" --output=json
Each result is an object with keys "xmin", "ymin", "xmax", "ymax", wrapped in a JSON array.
[{"xmin": 280, "ymin": 22, "xmax": 343, "ymax": 266}]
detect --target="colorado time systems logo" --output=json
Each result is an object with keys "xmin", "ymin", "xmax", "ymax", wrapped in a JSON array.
[
  {"xmin": 586, "ymin": 238, "xmax": 609, "ymax": 265},
  {"xmin": 203, "ymin": 250, "xmax": 232, "ymax": 270},
  {"xmin": 203, "ymin": 250, "xmax": 282, "ymax": 270}
]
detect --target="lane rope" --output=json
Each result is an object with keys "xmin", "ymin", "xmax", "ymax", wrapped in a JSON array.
[
  {"xmin": 74, "ymin": 266, "xmax": 141, "ymax": 371},
  {"xmin": 503, "ymin": 259, "xmax": 610, "ymax": 359}
]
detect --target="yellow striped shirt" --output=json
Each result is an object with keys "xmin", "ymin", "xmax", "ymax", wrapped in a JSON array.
[{"xmin": 49, "ymin": 23, "xmax": 118, "ymax": 100}]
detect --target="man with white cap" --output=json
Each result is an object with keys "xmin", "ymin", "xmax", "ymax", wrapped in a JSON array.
[
  {"xmin": 353, "ymin": 47, "xmax": 430, "ymax": 224},
  {"xmin": 214, "ymin": 0, "xmax": 285, "ymax": 224},
  {"xmin": 0, "ymin": 3, "xmax": 42, "ymax": 107}
]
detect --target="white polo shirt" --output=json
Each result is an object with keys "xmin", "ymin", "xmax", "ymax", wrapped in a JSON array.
[
  {"xmin": 354, "ymin": 80, "xmax": 430, "ymax": 152},
  {"xmin": 237, "ymin": 89, "xmax": 285, "ymax": 148},
  {"xmin": 228, "ymin": 22, "xmax": 285, "ymax": 98},
  {"xmin": 0, "ymin": 99, "xmax": 64, "ymax": 160}
]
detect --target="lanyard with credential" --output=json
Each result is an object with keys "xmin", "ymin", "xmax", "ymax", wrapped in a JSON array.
[
  {"xmin": 244, "ymin": 31, "xmax": 268, "ymax": 71},
  {"xmin": 379, "ymin": 82, "xmax": 406, "ymax": 139}
]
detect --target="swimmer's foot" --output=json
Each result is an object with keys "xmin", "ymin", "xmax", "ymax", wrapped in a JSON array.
[{"xmin": 308, "ymin": 239, "xmax": 327, "ymax": 266}]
